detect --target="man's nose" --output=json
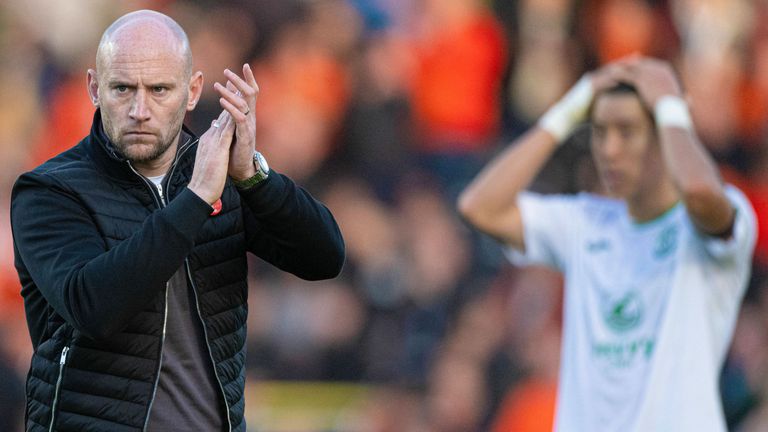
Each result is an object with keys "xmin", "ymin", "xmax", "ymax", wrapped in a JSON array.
[
  {"xmin": 601, "ymin": 131, "xmax": 623, "ymax": 160},
  {"xmin": 129, "ymin": 90, "xmax": 151, "ymax": 121}
]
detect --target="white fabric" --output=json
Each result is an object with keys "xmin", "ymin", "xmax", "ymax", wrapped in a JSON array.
[
  {"xmin": 147, "ymin": 175, "xmax": 164, "ymax": 187},
  {"xmin": 538, "ymin": 76, "xmax": 594, "ymax": 142},
  {"xmin": 148, "ymin": 175, "xmax": 165, "ymax": 199},
  {"xmin": 506, "ymin": 186, "xmax": 756, "ymax": 432},
  {"xmin": 654, "ymin": 95, "xmax": 694, "ymax": 131}
]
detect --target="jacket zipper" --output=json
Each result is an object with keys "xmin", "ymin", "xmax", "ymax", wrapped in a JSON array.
[
  {"xmin": 49, "ymin": 346, "xmax": 70, "ymax": 432},
  {"xmin": 130, "ymin": 138, "xmax": 233, "ymax": 431},
  {"xmin": 185, "ymin": 262, "xmax": 233, "ymax": 431},
  {"xmin": 141, "ymin": 285, "xmax": 169, "ymax": 432},
  {"xmin": 128, "ymin": 160, "xmax": 171, "ymax": 432}
]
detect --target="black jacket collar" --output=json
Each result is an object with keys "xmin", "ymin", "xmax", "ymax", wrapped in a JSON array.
[{"xmin": 86, "ymin": 109, "xmax": 199, "ymax": 184}]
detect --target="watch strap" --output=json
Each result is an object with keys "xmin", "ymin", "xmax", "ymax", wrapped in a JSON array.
[{"xmin": 234, "ymin": 151, "xmax": 269, "ymax": 190}]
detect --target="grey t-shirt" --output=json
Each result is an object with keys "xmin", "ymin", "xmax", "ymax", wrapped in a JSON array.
[{"xmin": 146, "ymin": 268, "xmax": 226, "ymax": 431}]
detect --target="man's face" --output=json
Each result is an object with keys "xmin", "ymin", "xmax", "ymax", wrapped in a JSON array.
[
  {"xmin": 92, "ymin": 40, "xmax": 190, "ymax": 164},
  {"xmin": 590, "ymin": 92, "xmax": 659, "ymax": 200}
]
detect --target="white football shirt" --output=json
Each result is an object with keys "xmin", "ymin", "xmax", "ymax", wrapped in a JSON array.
[{"xmin": 506, "ymin": 185, "xmax": 756, "ymax": 432}]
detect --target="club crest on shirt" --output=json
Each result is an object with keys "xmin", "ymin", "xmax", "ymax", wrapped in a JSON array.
[{"xmin": 604, "ymin": 291, "xmax": 643, "ymax": 333}]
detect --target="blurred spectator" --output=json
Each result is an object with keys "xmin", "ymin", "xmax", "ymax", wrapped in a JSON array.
[
  {"xmin": 409, "ymin": 0, "xmax": 507, "ymax": 198},
  {"xmin": 251, "ymin": 0, "xmax": 358, "ymax": 181},
  {"xmin": 30, "ymin": 75, "xmax": 95, "ymax": 166},
  {"xmin": 247, "ymin": 275, "xmax": 366, "ymax": 381},
  {"xmin": 6, "ymin": 0, "xmax": 121, "ymax": 166},
  {"xmin": 321, "ymin": 177, "xmax": 409, "ymax": 382},
  {"xmin": 0, "ymin": 338, "xmax": 24, "ymax": 432},
  {"xmin": 506, "ymin": 0, "xmax": 578, "ymax": 132},
  {"xmin": 490, "ymin": 266, "xmax": 562, "ymax": 432},
  {"xmin": 586, "ymin": 0, "xmax": 676, "ymax": 63},
  {"xmin": 424, "ymin": 349, "xmax": 488, "ymax": 432},
  {"xmin": 0, "ymin": 37, "xmax": 41, "ymax": 322},
  {"xmin": 333, "ymin": 32, "xmax": 416, "ymax": 199},
  {"xmin": 180, "ymin": 3, "xmax": 259, "ymax": 133},
  {"xmin": 673, "ymin": 0, "xmax": 752, "ymax": 158},
  {"xmin": 339, "ymin": 385, "xmax": 425, "ymax": 432}
]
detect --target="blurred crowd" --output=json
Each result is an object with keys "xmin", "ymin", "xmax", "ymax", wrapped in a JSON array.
[{"xmin": 3, "ymin": 0, "xmax": 768, "ymax": 431}]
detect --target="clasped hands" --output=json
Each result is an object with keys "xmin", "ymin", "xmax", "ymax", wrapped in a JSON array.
[{"xmin": 189, "ymin": 64, "xmax": 259, "ymax": 204}]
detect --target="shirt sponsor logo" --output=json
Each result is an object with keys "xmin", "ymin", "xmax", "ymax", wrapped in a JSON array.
[{"xmin": 593, "ymin": 338, "xmax": 655, "ymax": 368}]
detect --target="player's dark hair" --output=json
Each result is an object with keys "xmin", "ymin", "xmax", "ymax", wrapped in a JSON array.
[{"xmin": 587, "ymin": 82, "xmax": 654, "ymax": 123}]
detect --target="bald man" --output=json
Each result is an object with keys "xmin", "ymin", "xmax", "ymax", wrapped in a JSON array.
[{"xmin": 11, "ymin": 10, "xmax": 344, "ymax": 432}]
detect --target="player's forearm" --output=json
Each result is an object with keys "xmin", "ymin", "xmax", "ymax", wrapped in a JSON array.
[
  {"xmin": 460, "ymin": 74, "xmax": 595, "ymax": 243},
  {"xmin": 659, "ymin": 126, "xmax": 734, "ymax": 234},
  {"xmin": 458, "ymin": 127, "xmax": 558, "ymax": 230},
  {"xmin": 653, "ymin": 95, "xmax": 734, "ymax": 233}
]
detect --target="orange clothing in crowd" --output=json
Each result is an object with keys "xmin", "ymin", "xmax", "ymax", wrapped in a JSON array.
[
  {"xmin": 580, "ymin": 0, "xmax": 678, "ymax": 63},
  {"xmin": 31, "ymin": 75, "xmax": 94, "ymax": 167},
  {"xmin": 411, "ymin": 12, "xmax": 507, "ymax": 152},
  {"xmin": 737, "ymin": 77, "xmax": 768, "ymax": 148},
  {"xmin": 491, "ymin": 378, "xmax": 557, "ymax": 432},
  {"xmin": 0, "ymin": 210, "xmax": 22, "ymax": 320}
]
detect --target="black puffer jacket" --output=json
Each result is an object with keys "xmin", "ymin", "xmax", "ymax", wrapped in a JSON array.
[{"xmin": 11, "ymin": 111, "xmax": 345, "ymax": 431}]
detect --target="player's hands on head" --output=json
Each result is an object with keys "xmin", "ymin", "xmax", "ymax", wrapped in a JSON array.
[
  {"xmin": 586, "ymin": 62, "xmax": 624, "ymax": 95},
  {"xmin": 608, "ymin": 56, "xmax": 683, "ymax": 109},
  {"xmin": 539, "ymin": 72, "xmax": 597, "ymax": 142}
]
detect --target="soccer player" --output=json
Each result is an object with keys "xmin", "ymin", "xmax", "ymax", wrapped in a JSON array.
[{"xmin": 458, "ymin": 57, "xmax": 757, "ymax": 431}]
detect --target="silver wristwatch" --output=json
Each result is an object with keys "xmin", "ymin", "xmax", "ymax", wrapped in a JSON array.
[{"xmin": 234, "ymin": 151, "xmax": 269, "ymax": 190}]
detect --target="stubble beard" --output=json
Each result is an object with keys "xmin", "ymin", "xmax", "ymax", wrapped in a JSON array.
[{"xmin": 102, "ymin": 103, "xmax": 187, "ymax": 164}]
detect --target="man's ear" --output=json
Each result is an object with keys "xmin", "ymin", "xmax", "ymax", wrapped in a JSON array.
[
  {"xmin": 87, "ymin": 69, "xmax": 100, "ymax": 107},
  {"xmin": 187, "ymin": 71, "xmax": 204, "ymax": 111}
]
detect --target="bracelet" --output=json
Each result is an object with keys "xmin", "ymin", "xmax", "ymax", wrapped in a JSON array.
[{"xmin": 654, "ymin": 95, "xmax": 693, "ymax": 131}]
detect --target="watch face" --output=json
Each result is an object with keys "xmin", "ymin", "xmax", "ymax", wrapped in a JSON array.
[{"xmin": 254, "ymin": 151, "xmax": 269, "ymax": 173}]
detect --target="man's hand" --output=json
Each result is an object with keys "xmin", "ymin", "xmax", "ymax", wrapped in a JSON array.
[
  {"xmin": 213, "ymin": 63, "xmax": 259, "ymax": 181},
  {"xmin": 587, "ymin": 62, "xmax": 625, "ymax": 95},
  {"xmin": 610, "ymin": 56, "xmax": 683, "ymax": 109},
  {"xmin": 188, "ymin": 110, "xmax": 235, "ymax": 204},
  {"xmin": 538, "ymin": 63, "xmax": 622, "ymax": 142}
]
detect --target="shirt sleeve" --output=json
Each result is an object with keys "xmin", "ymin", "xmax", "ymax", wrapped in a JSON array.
[
  {"xmin": 504, "ymin": 191, "xmax": 581, "ymax": 271},
  {"xmin": 11, "ymin": 172, "xmax": 212, "ymax": 340},
  {"xmin": 237, "ymin": 170, "xmax": 345, "ymax": 280},
  {"xmin": 696, "ymin": 185, "xmax": 758, "ymax": 262}
]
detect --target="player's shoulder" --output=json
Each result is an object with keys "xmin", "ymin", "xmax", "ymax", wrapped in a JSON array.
[
  {"xmin": 723, "ymin": 184, "xmax": 753, "ymax": 211},
  {"xmin": 519, "ymin": 191, "xmax": 625, "ymax": 227},
  {"xmin": 722, "ymin": 183, "xmax": 758, "ymax": 234},
  {"xmin": 520, "ymin": 191, "xmax": 626, "ymax": 223}
]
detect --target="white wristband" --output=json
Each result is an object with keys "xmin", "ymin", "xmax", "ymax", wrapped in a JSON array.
[
  {"xmin": 538, "ymin": 76, "xmax": 594, "ymax": 143},
  {"xmin": 654, "ymin": 95, "xmax": 693, "ymax": 131}
]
